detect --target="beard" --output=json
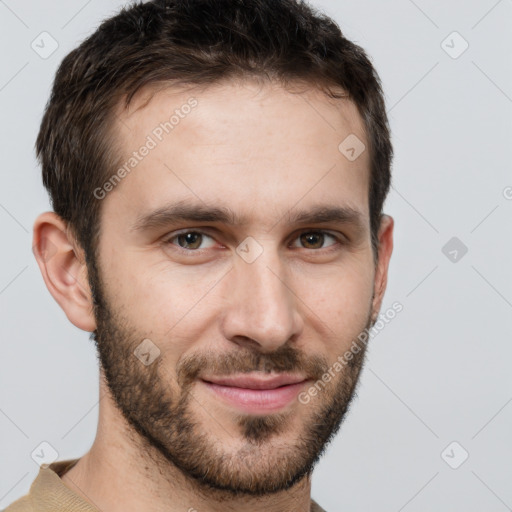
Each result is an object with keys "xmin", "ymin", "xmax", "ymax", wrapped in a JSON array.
[{"xmin": 88, "ymin": 258, "xmax": 372, "ymax": 497}]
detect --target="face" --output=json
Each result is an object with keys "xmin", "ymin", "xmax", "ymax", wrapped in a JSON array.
[{"xmin": 89, "ymin": 80, "xmax": 383, "ymax": 496}]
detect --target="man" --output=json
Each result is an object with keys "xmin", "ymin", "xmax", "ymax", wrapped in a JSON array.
[{"xmin": 5, "ymin": 0, "xmax": 393, "ymax": 510}]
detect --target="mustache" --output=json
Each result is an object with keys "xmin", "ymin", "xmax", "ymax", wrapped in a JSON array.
[{"xmin": 176, "ymin": 343, "xmax": 330, "ymax": 390}]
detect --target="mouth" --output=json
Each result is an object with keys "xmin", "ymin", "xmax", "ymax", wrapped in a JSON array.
[{"xmin": 200, "ymin": 373, "xmax": 309, "ymax": 413}]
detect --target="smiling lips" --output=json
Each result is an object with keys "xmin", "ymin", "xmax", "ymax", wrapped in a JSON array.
[{"xmin": 201, "ymin": 373, "xmax": 309, "ymax": 413}]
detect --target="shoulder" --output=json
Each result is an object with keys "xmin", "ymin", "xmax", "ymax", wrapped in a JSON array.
[
  {"xmin": 2, "ymin": 493, "xmax": 33, "ymax": 512},
  {"xmin": 311, "ymin": 498, "xmax": 327, "ymax": 512}
]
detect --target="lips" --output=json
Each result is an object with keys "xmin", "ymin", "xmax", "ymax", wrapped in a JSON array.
[
  {"xmin": 201, "ymin": 373, "xmax": 308, "ymax": 390},
  {"xmin": 200, "ymin": 373, "xmax": 309, "ymax": 413}
]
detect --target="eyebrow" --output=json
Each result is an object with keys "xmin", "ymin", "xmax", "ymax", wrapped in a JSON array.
[{"xmin": 130, "ymin": 200, "xmax": 366, "ymax": 233}]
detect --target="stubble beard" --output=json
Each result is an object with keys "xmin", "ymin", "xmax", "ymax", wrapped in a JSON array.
[{"xmin": 88, "ymin": 261, "xmax": 372, "ymax": 497}]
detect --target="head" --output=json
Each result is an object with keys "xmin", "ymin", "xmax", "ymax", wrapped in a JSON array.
[{"xmin": 33, "ymin": 0, "xmax": 394, "ymax": 498}]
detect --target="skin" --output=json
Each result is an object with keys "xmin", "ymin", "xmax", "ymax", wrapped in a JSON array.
[{"xmin": 33, "ymin": 79, "xmax": 393, "ymax": 512}]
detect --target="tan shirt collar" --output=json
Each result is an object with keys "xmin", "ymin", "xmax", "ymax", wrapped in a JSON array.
[
  {"xmin": 22, "ymin": 458, "xmax": 325, "ymax": 512},
  {"xmin": 29, "ymin": 459, "xmax": 99, "ymax": 512}
]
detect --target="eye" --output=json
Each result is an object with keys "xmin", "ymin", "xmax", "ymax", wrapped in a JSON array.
[
  {"xmin": 163, "ymin": 229, "xmax": 343, "ymax": 256},
  {"xmin": 291, "ymin": 230, "xmax": 340, "ymax": 250},
  {"xmin": 166, "ymin": 231, "xmax": 217, "ymax": 251}
]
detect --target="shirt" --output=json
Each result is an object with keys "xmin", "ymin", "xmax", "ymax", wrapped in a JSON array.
[{"xmin": 3, "ymin": 459, "xmax": 326, "ymax": 512}]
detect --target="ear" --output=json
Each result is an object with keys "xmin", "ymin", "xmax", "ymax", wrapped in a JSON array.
[
  {"xmin": 32, "ymin": 212, "xmax": 96, "ymax": 332},
  {"xmin": 371, "ymin": 214, "xmax": 394, "ymax": 322}
]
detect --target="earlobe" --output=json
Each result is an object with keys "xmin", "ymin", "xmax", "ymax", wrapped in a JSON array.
[
  {"xmin": 371, "ymin": 214, "xmax": 394, "ymax": 319},
  {"xmin": 32, "ymin": 212, "xmax": 97, "ymax": 332}
]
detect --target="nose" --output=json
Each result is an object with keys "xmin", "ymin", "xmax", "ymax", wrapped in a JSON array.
[{"xmin": 220, "ymin": 247, "xmax": 304, "ymax": 352}]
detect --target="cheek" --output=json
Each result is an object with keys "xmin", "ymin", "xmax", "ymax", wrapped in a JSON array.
[
  {"xmin": 104, "ymin": 257, "xmax": 221, "ymax": 353},
  {"xmin": 294, "ymin": 261, "xmax": 374, "ymax": 341},
  {"xmin": 105, "ymin": 252, "xmax": 205, "ymax": 311}
]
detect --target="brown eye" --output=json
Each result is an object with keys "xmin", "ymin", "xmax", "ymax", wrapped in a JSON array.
[
  {"xmin": 167, "ymin": 231, "xmax": 216, "ymax": 250},
  {"xmin": 300, "ymin": 232, "xmax": 324, "ymax": 249},
  {"xmin": 294, "ymin": 231, "xmax": 338, "ymax": 250},
  {"xmin": 177, "ymin": 232, "xmax": 202, "ymax": 249}
]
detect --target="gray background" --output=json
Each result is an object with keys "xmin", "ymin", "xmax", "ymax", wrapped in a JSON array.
[{"xmin": 1, "ymin": 0, "xmax": 511, "ymax": 510}]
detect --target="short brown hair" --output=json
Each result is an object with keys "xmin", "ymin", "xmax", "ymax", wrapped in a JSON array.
[{"xmin": 36, "ymin": 0, "xmax": 393, "ymax": 270}]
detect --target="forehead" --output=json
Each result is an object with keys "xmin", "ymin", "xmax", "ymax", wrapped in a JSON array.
[{"xmin": 105, "ymin": 80, "xmax": 370, "ymax": 229}]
